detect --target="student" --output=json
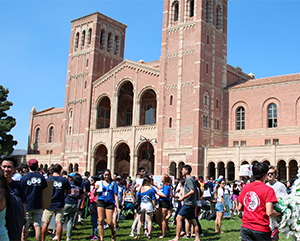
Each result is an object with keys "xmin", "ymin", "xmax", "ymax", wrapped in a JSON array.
[
  {"xmin": 214, "ymin": 179, "xmax": 226, "ymax": 234},
  {"xmin": 114, "ymin": 176, "xmax": 126, "ymax": 230},
  {"xmin": 238, "ymin": 162, "xmax": 281, "ymax": 241},
  {"xmin": 95, "ymin": 169, "xmax": 119, "ymax": 241},
  {"xmin": 170, "ymin": 165, "xmax": 200, "ymax": 241},
  {"xmin": 63, "ymin": 173, "xmax": 83, "ymax": 241},
  {"xmin": 135, "ymin": 173, "xmax": 156, "ymax": 239},
  {"xmin": 41, "ymin": 164, "xmax": 71, "ymax": 241},
  {"xmin": 21, "ymin": 159, "xmax": 47, "ymax": 241},
  {"xmin": 0, "ymin": 168, "xmax": 10, "ymax": 241}
]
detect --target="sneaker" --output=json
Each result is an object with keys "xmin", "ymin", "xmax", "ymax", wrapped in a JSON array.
[
  {"xmin": 86, "ymin": 235, "xmax": 94, "ymax": 239},
  {"xmin": 144, "ymin": 232, "xmax": 148, "ymax": 236},
  {"xmin": 115, "ymin": 225, "xmax": 120, "ymax": 230},
  {"xmin": 183, "ymin": 235, "xmax": 190, "ymax": 239},
  {"xmin": 199, "ymin": 233, "xmax": 204, "ymax": 237},
  {"xmin": 90, "ymin": 236, "xmax": 99, "ymax": 241},
  {"xmin": 66, "ymin": 238, "xmax": 72, "ymax": 241},
  {"xmin": 52, "ymin": 235, "xmax": 58, "ymax": 240},
  {"xmin": 129, "ymin": 232, "xmax": 134, "ymax": 237},
  {"xmin": 104, "ymin": 224, "xmax": 109, "ymax": 229}
]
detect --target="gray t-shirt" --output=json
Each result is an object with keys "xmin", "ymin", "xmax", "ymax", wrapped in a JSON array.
[
  {"xmin": 266, "ymin": 181, "xmax": 287, "ymax": 197},
  {"xmin": 184, "ymin": 176, "xmax": 197, "ymax": 206}
]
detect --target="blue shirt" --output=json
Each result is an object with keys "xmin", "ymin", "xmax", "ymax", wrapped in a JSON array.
[
  {"xmin": 97, "ymin": 181, "xmax": 118, "ymax": 203},
  {"xmin": 118, "ymin": 185, "xmax": 126, "ymax": 204},
  {"xmin": 65, "ymin": 181, "xmax": 83, "ymax": 205},
  {"xmin": 9, "ymin": 181, "xmax": 27, "ymax": 203},
  {"xmin": 47, "ymin": 175, "xmax": 71, "ymax": 210},
  {"xmin": 159, "ymin": 185, "xmax": 171, "ymax": 201},
  {"xmin": 137, "ymin": 187, "xmax": 156, "ymax": 203},
  {"xmin": 20, "ymin": 172, "xmax": 47, "ymax": 211}
]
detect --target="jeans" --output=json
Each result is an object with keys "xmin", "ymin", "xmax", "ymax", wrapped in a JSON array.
[
  {"xmin": 90, "ymin": 203, "xmax": 98, "ymax": 237},
  {"xmin": 63, "ymin": 204, "xmax": 77, "ymax": 238},
  {"xmin": 241, "ymin": 227, "xmax": 272, "ymax": 241}
]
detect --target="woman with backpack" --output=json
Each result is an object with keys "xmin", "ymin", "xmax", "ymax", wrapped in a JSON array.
[
  {"xmin": 134, "ymin": 173, "xmax": 156, "ymax": 239},
  {"xmin": 95, "ymin": 169, "xmax": 119, "ymax": 241}
]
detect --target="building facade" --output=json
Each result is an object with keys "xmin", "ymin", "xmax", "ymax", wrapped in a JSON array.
[{"xmin": 26, "ymin": 0, "xmax": 300, "ymax": 180}]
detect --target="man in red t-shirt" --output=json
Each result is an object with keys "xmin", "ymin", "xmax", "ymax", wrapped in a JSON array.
[{"xmin": 238, "ymin": 162, "xmax": 281, "ymax": 241}]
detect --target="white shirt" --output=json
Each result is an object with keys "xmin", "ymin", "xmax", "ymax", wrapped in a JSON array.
[
  {"xmin": 266, "ymin": 181, "xmax": 287, "ymax": 197},
  {"xmin": 217, "ymin": 187, "xmax": 224, "ymax": 202}
]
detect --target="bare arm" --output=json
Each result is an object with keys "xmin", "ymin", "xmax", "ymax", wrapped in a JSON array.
[
  {"xmin": 179, "ymin": 188, "xmax": 194, "ymax": 201},
  {"xmin": 221, "ymin": 196, "xmax": 227, "ymax": 212},
  {"xmin": 266, "ymin": 202, "xmax": 281, "ymax": 217},
  {"xmin": 238, "ymin": 202, "xmax": 243, "ymax": 211}
]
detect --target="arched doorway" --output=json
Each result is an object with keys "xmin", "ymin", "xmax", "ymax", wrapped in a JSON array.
[
  {"xmin": 241, "ymin": 161, "xmax": 249, "ymax": 165},
  {"xmin": 137, "ymin": 142, "xmax": 155, "ymax": 173},
  {"xmin": 94, "ymin": 144, "xmax": 108, "ymax": 175},
  {"xmin": 217, "ymin": 162, "xmax": 225, "ymax": 178},
  {"xmin": 169, "ymin": 162, "xmax": 177, "ymax": 178},
  {"xmin": 263, "ymin": 160, "xmax": 270, "ymax": 166},
  {"xmin": 115, "ymin": 143, "xmax": 130, "ymax": 178},
  {"xmin": 178, "ymin": 162, "xmax": 185, "ymax": 178},
  {"xmin": 96, "ymin": 96, "xmax": 111, "ymax": 129},
  {"xmin": 227, "ymin": 161, "xmax": 235, "ymax": 181},
  {"xmin": 208, "ymin": 162, "xmax": 215, "ymax": 179},
  {"xmin": 251, "ymin": 160, "xmax": 258, "ymax": 165},
  {"xmin": 140, "ymin": 89, "xmax": 157, "ymax": 125},
  {"xmin": 277, "ymin": 160, "xmax": 286, "ymax": 181},
  {"xmin": 289, "ymin": 160, "xmax": 298, "ymax": 180},
  {"xmin": 117, "ymin": 81, "xmax": 134, "ymax": 127}
]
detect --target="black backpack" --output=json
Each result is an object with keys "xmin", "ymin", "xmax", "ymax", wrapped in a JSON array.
[{"xmin": 6, "ymin": 194, "xmax": 25, "ymax": 241}]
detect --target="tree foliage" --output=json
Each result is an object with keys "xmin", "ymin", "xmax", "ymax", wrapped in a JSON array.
[{"xmin": 0, "ymin": 85, "xmax": 17, "ymax": 156}]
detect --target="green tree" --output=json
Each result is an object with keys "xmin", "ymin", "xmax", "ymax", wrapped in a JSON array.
[{"xmin": 0, "ymin": 85, "xmax": 17, "ymax": 155}]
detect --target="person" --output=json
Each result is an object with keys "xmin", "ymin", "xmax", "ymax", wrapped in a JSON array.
[
  {"xmin": 170, "ymin": 165, "xmax": 200, "ymax": 241},
  {"xmin": 0, "ymin": 168, "xmax": 10, "ymax": 241},
  {"xmin": 1, "ymin": 156, "xmax": 27, "ymax": 241},
  {"xmin": 232, "ymin": 181, "xmax": 240, "ymax": 215},
  {"xmin": 95, "ymin": 169, "xmax": 119, "ymax": 241},
  {"xmin": 63, "ymin": 173, "xmax": 83, "ymax": 241},
  {"xmin": 41, "ymin": 164, "xmax": 71, "ymax": 241},
  {"xmin": 266, "ymin": 166, "xmax": 288, "ymax": 241},
  {"xmin": 114, "ymin": 176, "xmax": 126, "ymax": 230},
  {"xmin": 157, "ymin": 174, "xmax": 171, "ymax": 238},
  {"xmin": 238, "ymin": 162, "xmax": 281, "ymax": 241},
  {"xmin": 135, "ymin": 173, "xmax": 156, "ymax": 239},
  {"xmin": 82, "ymin": 171, "xmax": 91, "ymax": 219},
  {"xmin": 21, "ymin": 159, "xmax": 47, "ymax": 241},
  {"xmin": 214, "ymin": 179, "xmax": 226, "ymax": 234},
  {"xmin": 87, "ymin": 175, "xmax": 100, "ymax": 241}
]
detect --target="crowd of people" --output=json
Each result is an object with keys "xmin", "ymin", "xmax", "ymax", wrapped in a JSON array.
[{"xmin": 0, "ymin": 155, "xmax": 297, "ymax": 241}]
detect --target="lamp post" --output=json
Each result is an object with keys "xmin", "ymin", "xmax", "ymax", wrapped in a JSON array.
[{"xmin": 139, "ymin": 136, "xmax": 157, "ymax": 172}]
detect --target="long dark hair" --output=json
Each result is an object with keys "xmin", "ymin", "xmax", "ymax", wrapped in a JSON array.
[
  {"xmin": 0, "ymin": 168, "xmax": 11, "ymax": 207},
  {"xmin": 214, "ymin": 179, "xmax": 225, "ymax": 198},
  {"xmin": 103, "ymin": 169, "xmax": 113, "ymax": 182}
]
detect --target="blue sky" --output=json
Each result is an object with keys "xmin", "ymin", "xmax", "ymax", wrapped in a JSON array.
[{"xmin": 1, "ymin": 0, "xmax": 299, "ymax": 151}]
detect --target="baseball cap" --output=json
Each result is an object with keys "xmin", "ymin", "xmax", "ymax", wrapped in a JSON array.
[
  {"xmin": 28, "ymin": 159, "xmax": 38, "ymax": 166},
  {"xmin": 116, "ymin": 176, "xmax": 122, "ymax": 180},
  {"xmin": 68, "ymin": 172, "xmax": 76, "ymax": 177}
]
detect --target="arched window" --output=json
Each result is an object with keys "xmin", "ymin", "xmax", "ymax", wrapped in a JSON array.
[
  {"xmin": 107, "ymin": 33, "xmax": 111, "ymax": 50},
  {"xmin": 216, "ymin": 5, "xmax": 223, "ymax": 31},
  {"xmin": 75, "ymin": 32, "xmax": 79, "ymax": 48},
  {"xmin": 207, "ymin": 34, "xmax": 210, "ymax": 44},
  {"xmin": 124, "ymin": 107, "xmax": 132, "ymax": 126},
  {"xmin": 48, "ymin": 126, "xmax": 54, "ymax": 143},
  {"xmin": 173, "ymin": 1, "xmax": 179, "ymax": 22},
  {"xmin": 203, "ymin": 115, "xmax": 209, "ymax": 127},
  {"xmin": 145, "ymin": 104, "xmax": 155, "ymax": 125},
  {"xmin": 189, "ymin": 0, "xmax": 194, "ymax": 17},
  {"xmin": 69, "ymin": 109, "xmax": 73, "ymax": 118},
  {"xmin": 100, "ymin": 30, "xmax": 104, "ymax": 46},
  {"xmin": 216, "ymin": 99, "xmax": 219, "ymax": 109},
  {"xmin": 215, "ymin": 119, "xmax": 219, "ymax": 130},
  {"xmin": 68, "ymin": 126, "xmax": 72, "ymax": 135},
  {"xmin": 268, "ymin": 103, "xmax": 277, "ymax": 128},
  {"xmin": 35, "ymin": 128, "xmax": 40, "ymax": 144},
  {"xmin": 205, "ymin": 0, "xmax": 213, "ymax": 24},
  {"xmin": 204, "ymin": 92, "xmax": 209, "ymax": 106},
  {"xmin": 68, "ymin": 163, "xmax": 73, "ymax": 173},
  {"xmin": 81, "ymin": 30, "xmax": 86, "ymax": 46},
  {"xmin": 88, "ymin": 28, "xmax": 92, "ymax": 44},
  {"xmin": 170, "ymin": 95, "xmax": 173, "ymax": 105},
  {"xmin": 206, "ymin": 63, "xmax": 209, "ymax": 73},
  {"xmin": 74, "ymin": 163, "xmax": 79, "ymax": 172},
  {"xmin": 169, "ymin": 117, "xmax": 172, "ymax": 127},
  {"xmin": 114, "ymin": 36, "xmax": 119, "ymax": 52},
  {"xmin": 236, "ymin": 107, "xmax": 245, "ymax": 130}
]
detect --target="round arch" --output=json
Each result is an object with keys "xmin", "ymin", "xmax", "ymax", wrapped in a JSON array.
[
  {"xmin": 139, "ymin": 89, "xmax": 157, "ymax": 125},
  {"xmin": 263, "ymin": 160, "xmax": 270, "ymax": 166},
  {"xmin": 115, "ymin": 78, "xmax": 134, "ymax": 93},
  {"xmin": 94, "ymin": 144, "xmax": 108, "ymax": 175},
  {"xmin": 137, "ymin": 141, "xmax": 155, "ymax": 173},
  {"xmin": 217, "ymin": 161, "xmax": 225, "ymax": 178},
  {"xmin": 114, "ymin": 142, "xmax": 131, "ymax": 178},
  {"xmin": 289, "ymin": 159, "xmax": 298, "ymax": 180},
  {"xmin": 227, "ymin": 161, "xmax": 235, "ymax": 181},
  {"xmin": 262, "ymin": 97, "xmax": 281, "ymax": 129},
  {"xmin": 169, "ymin": 162, "xmax": 177, "ymax": 178},
  {"xmin": 230, "ymin": 101, "xmax": 249, "ymax": 131},
  {"xmin": 241, "ymin": 160, "xmax": 249, "ymax": 165},
  {"xmin": 208, "ymin": 162, "xmax": 215, "ymax": 179},
  {"xmin": 277, "ymin": 160, "xmax": 286, "ymax": 181}
]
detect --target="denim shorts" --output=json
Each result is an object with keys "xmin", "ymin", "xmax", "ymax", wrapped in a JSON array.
[
  {"xmin": 216, "ymin": 201, "xmax": 224, "ymax": 212},
  {"xmin": 178, "ymin": 205, "xmax": 196, "ymax": 220}
]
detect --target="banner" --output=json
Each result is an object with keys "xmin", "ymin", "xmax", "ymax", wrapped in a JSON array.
[{"xmin": 223, "ymin": 194, "xmax": 231, "ymax": 218}]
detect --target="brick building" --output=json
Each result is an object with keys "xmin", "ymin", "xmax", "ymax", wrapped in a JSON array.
[{"xmin": 26, "ymin": 0, "xmax": 300, "ymax": 180}]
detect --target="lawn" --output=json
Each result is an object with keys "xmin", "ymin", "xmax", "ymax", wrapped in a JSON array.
[{"xmin": 27, "ymin": 215, "xmax": 292, "ymax": 241}]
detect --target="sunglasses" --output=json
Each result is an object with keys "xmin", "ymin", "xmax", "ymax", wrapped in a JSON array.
[{"xmin": 267, "ymin": 172, "xmax": 275, "ymax": 176}]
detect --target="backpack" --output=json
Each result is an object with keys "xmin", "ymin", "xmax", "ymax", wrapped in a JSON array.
[{"xmin": 6, "ymin": 194, "xmax": 25, "ymax": 241}]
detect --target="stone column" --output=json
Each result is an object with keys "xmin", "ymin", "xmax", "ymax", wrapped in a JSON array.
[
  {"xmin": 225, "ymin": 166, "xmax": 228, "ymax": 179},
  {"xmin": 215, "ymin": 167, "xmax": 218, "ymax": 179},
  {"xmin": 132, "ymin": 154, "xmax": 138, "ymax": 177},
  {"xmin": 91, "ymin": 156, "xmax": 95, "ymax": 175},
  {"xmin": 286, "ymin": 165, "xmax": 289, "ymax": 181}
]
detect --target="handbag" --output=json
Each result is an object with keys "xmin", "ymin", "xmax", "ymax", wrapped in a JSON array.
[{"xmin": 133, "ymin": 192, "xmax": 141, "ymax": 212}]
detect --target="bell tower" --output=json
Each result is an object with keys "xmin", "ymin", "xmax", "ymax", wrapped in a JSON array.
[
  {"xmin": 157, "ymin": 0, "xmax": 228, "ymax": 175},
  {"xmin": 61, "ymin": 12, "xmax": 127, "ymax": 169}
]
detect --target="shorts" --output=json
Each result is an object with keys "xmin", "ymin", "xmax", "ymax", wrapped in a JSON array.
[
  {"xmin": 216, "ymin": 202, "xmax": 224, "ymax": 212},
  {"xmin": 97, "ymin": 200, "xmax": 115, "ymax": 210},
  {"xmin": 27, "ymin": 209, "xmax": 43, "ymax": 227},
  {"xmin": 43, "ymin": 208, "xmax": 64, "ymax": 223},
  {"xmin": 140, "ymin": 202, "xmax": 154, "ymax": 213},
  {"xmin": 241, "ymin": 227, "xmax": 271, "ymax": 241},
  {"xmin": 232, "ymin": 194, "xmax": 239, "ymax": 201},
  {"xmin": 159, "ymin": 200, "xmax": 171, "ymax": 209},
  {"xmin": 178, "ymin": 205, "xmax": 196, "ymax": 220}
]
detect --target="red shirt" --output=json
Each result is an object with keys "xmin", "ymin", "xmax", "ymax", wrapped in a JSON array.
[{"xmin": 238, "ymin": 181, "xmax": 277, "ymax": 233}]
